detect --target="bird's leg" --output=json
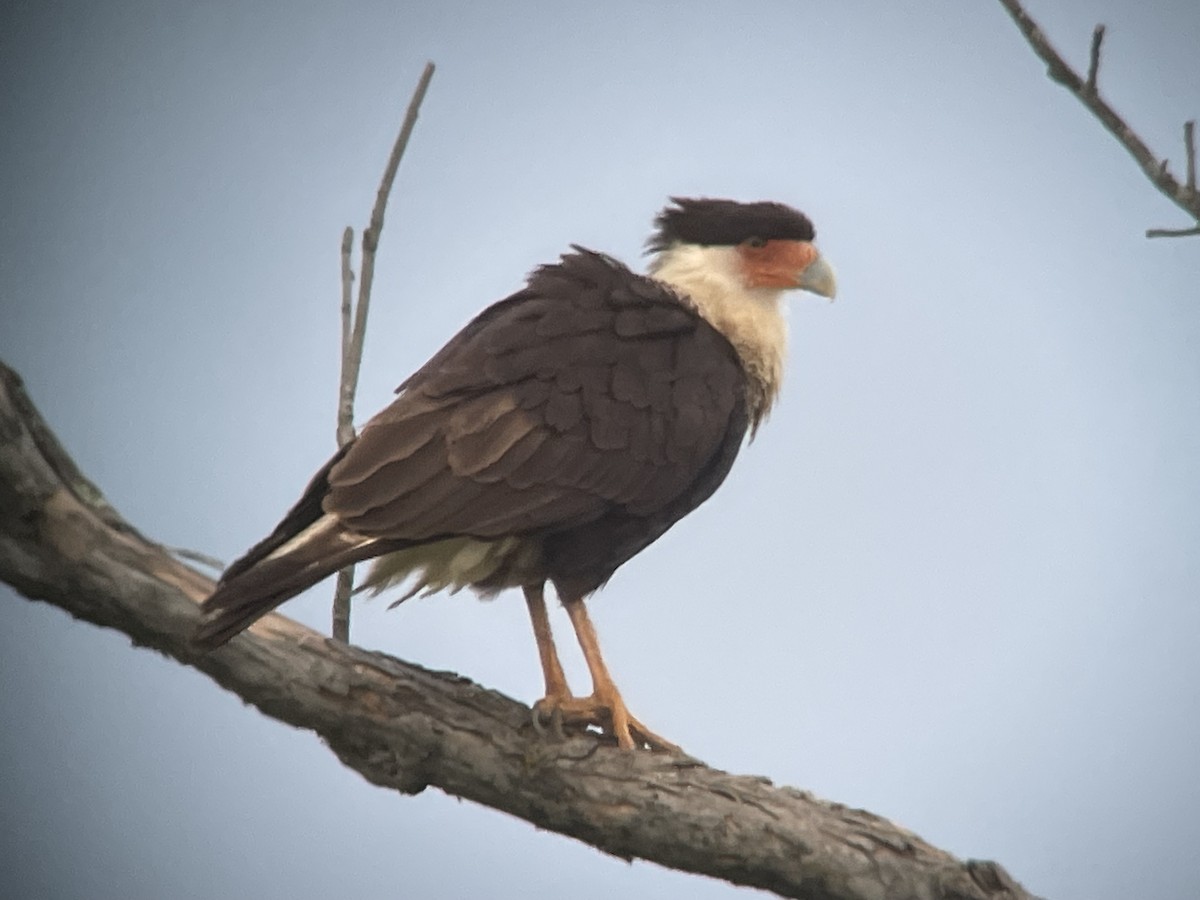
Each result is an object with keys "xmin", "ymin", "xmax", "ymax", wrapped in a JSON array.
[
  {"xmin": 560, "ymin": 597, "xmax": 680, "ymax": 753},
  {"xmin": 523, "ymin": 584, "xmax": 573, "ymax": 737},
  {"xmin": 522, "ymin": 587, "xmax": 679, "ymax": 753}
]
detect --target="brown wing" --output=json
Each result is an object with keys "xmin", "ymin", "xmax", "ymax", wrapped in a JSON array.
[
  {"xmin": 193, "ymin": 248, "xmax": 749, "ymax": 648},
  {"xmin": 324, "ymin": 248, "xmax": 748, "ymax": 550}
]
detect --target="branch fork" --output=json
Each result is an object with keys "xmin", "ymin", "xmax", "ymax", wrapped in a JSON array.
[
  {"xmin": 998, "ymin": 0, "xmax": 1200, "ymax": 238},
  {"xmin": 331, "ymin": 61, "xmax": 436, "ymax": 641}
]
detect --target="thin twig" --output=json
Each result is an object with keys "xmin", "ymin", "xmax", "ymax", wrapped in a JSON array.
[
  {"xmin": 997, "ymin": 0, "xmax": 1200, "ymax": 239},
  {"xmin": 331, "ymin": 567, "xmax": 355, "ymax": 641},
  {"xmin": 332, "ymin": 226, "xmax": 356, "ymax": 641},
  {"xmin": 1085, "ymin": 25, "xmax": 1104, "ymax": 95},
  {"xmin": 345, "ymin": 60, "xmax": 436, "ymax": 400},
  {"xmin": 337, "ymin": 226, "xmax": 356, "ymax": 449},
  {"xmin": 330, "ymin": 61, "xmax": 437, "ymax": 643},
  {"xmin": 1145, "ymin": 224, "xmax": 1200, "ymax": 239},
  {"xmin": 1185, "ymin": 120, "xmax": 1196, "ymax": 194}
]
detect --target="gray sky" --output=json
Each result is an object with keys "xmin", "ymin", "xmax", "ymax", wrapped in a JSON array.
[{"xmin": 2, "ymin": 1, "xmax": 1198, "ymax": 898}]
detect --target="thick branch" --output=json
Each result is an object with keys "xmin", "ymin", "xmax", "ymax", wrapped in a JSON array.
[
  {"xmin": 0, "ymin": 358, "xmax": 1036, "ymax": 900},
  {"xmin": 997, "ymin": 0, "xmax": 1200, "ymax": 237}
]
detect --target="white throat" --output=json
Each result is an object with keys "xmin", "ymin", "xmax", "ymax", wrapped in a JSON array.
[{"xmin": 649, "ymin": 243, "xmax": 788, "ymax": 426}]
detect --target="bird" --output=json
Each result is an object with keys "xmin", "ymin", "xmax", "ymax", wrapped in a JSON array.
[{"xmin": 193, "ymin": 197, "xmax": 836, "ymax": 751}]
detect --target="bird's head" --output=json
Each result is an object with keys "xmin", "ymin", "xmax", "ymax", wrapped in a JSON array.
[{"xmin": 647, "ymin": 197, "xmax": 836, "ymax": 300}]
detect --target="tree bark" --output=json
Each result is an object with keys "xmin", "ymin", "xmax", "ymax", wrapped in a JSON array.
[{"xmin": 0, "ymin": 358, "xmax": 1038, "ymax": 900}]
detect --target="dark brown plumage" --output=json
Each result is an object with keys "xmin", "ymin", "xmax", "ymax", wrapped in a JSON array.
[
  {"xmin": 647, "ymin": 197, "xmax": 815, "ymax": 252},
  {"xmin": 195, "ymin": 198, "xmax": 836, "ymax": 750}
]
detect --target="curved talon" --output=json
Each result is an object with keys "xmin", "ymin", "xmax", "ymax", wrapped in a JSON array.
[
  {"xmin": 547, "ymin": 704, "xmax": 565, "ymax": 740},
  {"xmin": 524, "ymin": 591, "xmax": 681, "ymax": 752},
  {"xmin": 621, "ymin": 715, "xmax": 681, "ymax": 754},
  {"xmin": 613, "ymin": 709, "xmax": 681, "ymax": 754},
  {"xmin": 530, "ymin": 704, "xmax": 548, "ymax": 737},
  {"xmin": 530, "ymin": 692, "xmax": 680, "ymax": 753},
  {"xmin": 531, "ymin": 697, "xmax": 570, "ymax": 741}
]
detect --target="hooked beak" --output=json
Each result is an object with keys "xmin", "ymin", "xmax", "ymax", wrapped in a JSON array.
[{"xmin": 797, "ymin": 253, "xmax": 837, "ymax": 299}]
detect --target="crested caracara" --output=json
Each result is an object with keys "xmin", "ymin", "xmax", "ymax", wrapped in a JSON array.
[{"xmin": 194, "ymin": 197, "xmax": 836, "ymax": 751}]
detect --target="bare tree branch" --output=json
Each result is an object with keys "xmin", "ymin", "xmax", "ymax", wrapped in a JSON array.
[
  {"xmin": 337, "ymin": 224, "xmax": 356, "ymax": 449},
  {"xmin": 343, "ymin": 60, "xmax": 436, "ymax": 405},
  {"xmin": 331, "ymin": 62, "xmax": 437, "ymax": 642},
  {"xmin": 333, "ymin": 224, "xmax": 357, "ymax": 641},
  {"xmin": 1184, "ymin": 119, "xmax": 1195, "ymax": 194},
  {"xmin": 0, "ymin": 357, "xmax": 1038, "ymax": 900},
  {"xmin": 1084, "ymin": 25, "xmax": 1103, "ymax": 95},
  {"xmin": 1145, "ymin": 223, "xmax": 1200, "ymax": 239},
  {"xmin": 997, "ymin": 0, "xmax": 1200, "ymax": 238}
]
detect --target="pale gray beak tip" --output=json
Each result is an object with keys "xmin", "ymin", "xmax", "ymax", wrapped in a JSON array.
[{"xmin": 798, "ymin": 254, "xmax": 837, "ymax": 300}]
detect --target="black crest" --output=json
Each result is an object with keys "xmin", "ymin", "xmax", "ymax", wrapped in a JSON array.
[{"xmin": 647, "ymin": 197, "xmax": 815, "ymax": 252}]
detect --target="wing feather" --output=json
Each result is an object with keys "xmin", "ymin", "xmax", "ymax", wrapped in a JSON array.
[
  {"xmin": 322, "ymin": 248, "xmax": 747, "ymax": 549},
  {"xmin": 544, "ymin": 389, "xmax": 584, "ymax": 432},
  {"xmin": 333, "ymin": 435, "xmax": 447, "ymax": 520},
  {"xmin": 326, "ymin": 413, "xmax": 440, "ymax": 486},
  {"xmin": 198, "ymin": 247, "xmax": 752, "ymax": 647},
  {"xmin": 448, "ymin": 407, "xmax": 539, "ymax": 476}
]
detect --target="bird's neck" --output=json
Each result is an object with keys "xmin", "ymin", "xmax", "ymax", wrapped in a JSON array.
[{"xmin": 650, "ymin": 243, "xmax": 787, "ymax": 430}]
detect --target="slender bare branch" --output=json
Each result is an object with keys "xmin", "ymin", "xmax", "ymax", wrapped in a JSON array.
[
  {"xmin": 331, "ymin": 567, "xmax": 354, "ymax": 642},
  {"xmin": 1084, "ymin": 25, "xmax": 1103, "ymax": 95},
  {"xmin": 0, "ymin": 358, "xmax": 1039, "ymax": 900},
  {"xmin": 336, "ymin": 225, "xmax": 356, "ymax": 449},
  {"xmin": 1145, "ymin": 224, "xmax": 1200, "ymax": 238},
  {"xmin": 332, "ymin": 225, "xmax": 357, "ymax": 642},
  {"xmin": 997, "ymin": 0, "xmax": 1200, "ymax": 238},
  {"xmin": 345, "ymin": 60, "xmax": 436, "ymax": 399},
  {"xmin": 1186, "ymin": 120, "xmax": 1196, "ymax": 194},
  {"xmin": 330, "ymin": 62, "xmax": 437, "ymax": 642}
]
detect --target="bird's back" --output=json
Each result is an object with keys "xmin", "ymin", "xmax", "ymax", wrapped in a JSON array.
[
  {"xmin": 332, "ymin": 247, "xmax": 752, "ymax": 597},
  {"xmin": 195, "ymin": 248, "xmax": 751, "ymax": 647}
]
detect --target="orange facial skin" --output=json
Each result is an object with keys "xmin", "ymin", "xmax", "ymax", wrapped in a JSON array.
[{"xmin": 737, "ymin": 239, "xmax": 818, "ymax": 289}]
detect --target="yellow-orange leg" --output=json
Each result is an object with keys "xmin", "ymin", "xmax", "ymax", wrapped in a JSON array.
[
  {"xmin": 523, "ymin": 584, "xmax": 571, "ymax": 699},
  {"xmin": 523, "ymin": 584, "xmax": 573, "ymax": 736},
  {"xmin": 560, "ymin": 597, "xmax": 680, "ymax": 753}
]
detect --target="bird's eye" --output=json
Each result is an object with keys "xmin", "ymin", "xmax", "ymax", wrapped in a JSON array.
[{"xmin": 744, "ymin": 236, "xmax": 767, "ymax": 248}]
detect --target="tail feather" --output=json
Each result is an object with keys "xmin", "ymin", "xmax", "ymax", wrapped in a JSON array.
[
  {"xmin": 219, "ymin": 446, "xmax": 349, "ymax": 585},
  {"xmin": 193, "ymin": 516, "xmax": 396, "ymax": 650}
]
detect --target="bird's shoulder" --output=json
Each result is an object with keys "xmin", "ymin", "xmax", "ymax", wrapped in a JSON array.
[
  {"xmin": 325, "ymin": 248, "xmax": 749, "ymax": 535},
  {"xmin": 397, "ymin": 246, "xmax": 729, "ymax": 398}
]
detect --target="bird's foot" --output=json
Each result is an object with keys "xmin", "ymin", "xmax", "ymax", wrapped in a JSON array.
[
  {"xmin": 530, "ymin": 689, "xmax": 680, "ymax": 753},
  {"xmin": 530, "ymin": 691, "xmax": 570, "ymax": 741}
]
